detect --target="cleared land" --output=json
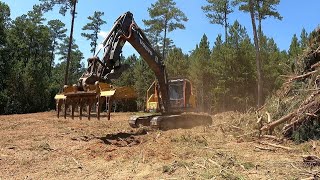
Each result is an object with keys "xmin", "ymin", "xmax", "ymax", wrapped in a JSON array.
[{"xmin": 0, "ymin": 111, "xmax": 319, "ymax": 179}]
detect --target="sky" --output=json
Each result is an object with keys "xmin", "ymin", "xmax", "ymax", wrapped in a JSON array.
[{"xmin": 2, "ymin": 0, "xmax": 320, "ymax": 66}]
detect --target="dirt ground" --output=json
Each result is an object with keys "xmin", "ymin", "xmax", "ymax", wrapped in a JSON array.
[{"xmin": 0, "ymin": 111, "xmax": 319, "ymax": 180}]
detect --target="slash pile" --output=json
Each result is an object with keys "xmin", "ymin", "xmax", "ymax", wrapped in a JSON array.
[{"xmin": 260, "ymin": 28, "xmax": 320, "ymax": 142}]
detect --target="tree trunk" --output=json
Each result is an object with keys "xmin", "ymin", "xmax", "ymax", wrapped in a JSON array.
[
  {"xmin": 249, "ymin": 0, "xmax": 262, "ymax": 107},
  {"xmin": 93, "ymin": 31, "xmax": 98, "ymax": 56},
  {"xmin": 49, "ymin": 41, "xmax": 55, "ymax": 78},
  {"xmin": 256, "ymin": 0, "xmax": 262, "ymax": 41},
  {"xmin": 64, "ymin": 0, "xmax": 77, "ymax": 85},
  {"xmin": 162, "ymin": 19, "xmax": 168, "ymax": 60},
  {"xmin": 224, "ymin": 7, "xmax": 228, "ymax": 43}
]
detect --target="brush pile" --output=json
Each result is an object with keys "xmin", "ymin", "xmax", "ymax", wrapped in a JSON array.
[{"xmin": 260, "ymin": 28, "xmax": 320, "ymax": 142}]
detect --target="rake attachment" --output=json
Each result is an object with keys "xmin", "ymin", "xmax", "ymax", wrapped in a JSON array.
[{"xmin": 55, "ymin": 82, "xmax": 115, "ymax": 120}]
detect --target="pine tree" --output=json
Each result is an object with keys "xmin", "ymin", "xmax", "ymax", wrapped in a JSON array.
[
  {"xmin": 4, "ymin": 9, "xmax": 52, "ymax": 113},
  {"xmin": 81, "ymin": 11, "xmax": 106, "ymax": 56},
  {"xmin": 0, "ymin": 1, "xmax": 11, "ymax": 114},
  {"xmin": 56, "ymin": 37, "xmax": 84, "ymax": 85},
  {"xmin": 40, "ymin": 0, "xmax": 78, "ymax": 85},
  {"xmin": 143, "ymin": 0, "xmax": 188, "ymax": 59},
  {"xmin": 165, "ymin": 47, "xmax": 189, "ymax": 78},
  {"xmin": 47, "ymin": 19, "xmax": 67, "ymax": 77},
  {"xmin": 202, "ymin": 0, "xmax": 233, "ymax": 42},
  {"xmin": 133, "ymin": 57, "xmax": 155, "ymax": 110},
  {"xmin": 300, "ymin": 28, "xmax": 309, "ymax": 49},
  {"xmin": 233, "ymin": 0, "xmax": 262, "ymax": 107},
  {"xmin": 288, "ymin": 34, "xmax": 301, "ymax": 58},
  {"xmin": 114, "ymin": 54, "xmax": 137, "ymax": 87},
  {"xmin": 189, "ymin": 34, "xmax": 211, "ymax": 112}
]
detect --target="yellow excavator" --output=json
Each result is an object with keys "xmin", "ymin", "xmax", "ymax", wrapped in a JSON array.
[{"xmin": 55, "ymin": 11, "xmax": 212, "ymax": 129}]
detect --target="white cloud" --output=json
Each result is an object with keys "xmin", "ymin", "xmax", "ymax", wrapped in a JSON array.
[
  {"xmin": 95, "ymin": 30, "xmax": 138, "ymax": 57},
  {"xmin": 98, "ymin": 30, "xmax": 109, "ymax": 38}
]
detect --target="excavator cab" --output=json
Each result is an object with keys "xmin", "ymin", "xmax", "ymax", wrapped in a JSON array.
[{"xmin": 146, "ymin": 78, "xmax": 196, "ymax": 112}]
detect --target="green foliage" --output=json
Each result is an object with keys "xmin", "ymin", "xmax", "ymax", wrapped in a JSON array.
[
  {"xmin": 133, "ymin": 57, "xmax": 155, "ymax": 110},
  {"xmin": 164, "ymin": 47, "xmax": 189, "ymax": 78},
  {"xmin": 289, "ymin": 34, "xmax": 301, "ymax": 58},
  {"xmin": 210, "ymin": 21, "xmax": 256, "ymax": 112},
  {"xmin": 260, "ymin": 35, "xmax": 288, "ymax": 96},
  {"xmin": 233, "ymin": 0, "xmax": 282, "ymax": 22},
  {"xmin": 81, "ymin": 11, "xmax": 106, "ymax": 56},
  {"xmin": 189, "ymin": 34, "xmax": 212, "ymax": 111},
  {"xmin": 143, "ymin": 0, "xmax": 188, "ymax": 58},
  {"xmin": 40, "ymin": 0, "xmax": 76, "ymax": 16},
  {"xmin": 202, "ymin": 0, "xmax": 233, "ymax": 42},
  {"xmin": 0, "ymin": 0, "xmax": 298, "ymax": 118},
  {"xmin": 47, "ymin": 19, "xmax": 67, "ymax": 76},
  {"xmin": 0, "ymin": 2, "xmax": 84, "ymax": 114},
  {"xmin": 3, "ymin": 11, "xmax": 52, "ymax": 113},
  {"xmin": 292, "ymin": 118, "xmax": 320, "ymax": 143},
  {"xmin": 114, "ymin": 55, "xmax": 137, "ymax": 87},
  {"xmin": 0, "ymin": 1, "xmax": 10, "ymax": 96},
  {"xmin": 202, "ymin": 0, "xmax": 233, "ymax": 26}
]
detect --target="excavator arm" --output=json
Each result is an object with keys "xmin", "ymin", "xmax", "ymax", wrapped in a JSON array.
[{"xmin": 78, "ymin": 11, "xmax": 170, "ymax": 112}]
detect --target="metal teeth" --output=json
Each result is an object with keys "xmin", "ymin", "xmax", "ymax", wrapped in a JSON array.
[{"xmin": 55, "ymin": 82, "xmax": 114, "ymax": 120}]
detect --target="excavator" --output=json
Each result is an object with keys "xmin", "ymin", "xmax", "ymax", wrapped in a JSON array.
[{"xmin": 55, "ymin": 11, "xmax": 212, "ymax": 130}]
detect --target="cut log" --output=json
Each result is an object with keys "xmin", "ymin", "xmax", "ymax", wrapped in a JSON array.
[{"xmin": 260, "ymin": 112, "xmax": 295, "ymax": 131}]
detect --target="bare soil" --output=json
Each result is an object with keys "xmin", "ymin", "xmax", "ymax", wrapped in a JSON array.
[{"xmin": 0, "ymin": 111, "xmax": 319, "ymax": 179}]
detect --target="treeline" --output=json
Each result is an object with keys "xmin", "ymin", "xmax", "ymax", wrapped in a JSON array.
[
  {"xmin": 0, "ymin": 0, "xmax": 315, "ymax": 114},
  {"xmin": 0, "ymin": 2, "xmax": 85, "ymax": 114}
]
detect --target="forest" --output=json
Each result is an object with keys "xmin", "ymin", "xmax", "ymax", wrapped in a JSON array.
[{"xmin": 0, "ymin": 0, "xmax": 314, "ymax": 115}]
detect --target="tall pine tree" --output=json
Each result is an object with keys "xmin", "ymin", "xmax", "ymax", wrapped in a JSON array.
[
  {"xmin": 143, "ymin": 0, "xmax": 188, "ymax": 59},
  {"xmin": 81, "ymin": 11, "xmax": 106, "ymax": 56}
]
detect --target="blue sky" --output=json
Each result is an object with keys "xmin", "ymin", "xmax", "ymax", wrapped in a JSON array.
[{"xmin": 3, "ymin": 0, "xmax": 320, "ymax": 65}]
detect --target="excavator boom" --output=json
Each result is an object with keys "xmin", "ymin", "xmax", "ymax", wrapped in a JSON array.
[{"xmin": 79, "ymin": 11, "xmax": 169, "ymax": 113}]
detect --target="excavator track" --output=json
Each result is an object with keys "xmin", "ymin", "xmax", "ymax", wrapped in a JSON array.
[
  {"xmin": 129, "ymin": 113, "xmax": 212, "ymax": 130},
  {"xmin": 128, "ymin": 115, "xmax": 158, "ymax": 128}
]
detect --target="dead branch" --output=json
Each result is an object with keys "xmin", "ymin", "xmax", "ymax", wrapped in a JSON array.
[
  {"xmin": 261, "ymin": 135, "xmax": 282, "ymax": 141},
  {"xmin": 283, "ymin": 106, "xmax": 320, "ymax": 137},
  {"xmin": 72, "ymin": 157, "xmax": 83, "ymax": 169},
  {"xmin": 284, "ymin": 70, "xmax": 318, "ymax": 84},
  {"xmin": 184, "ymin": 165, "xmax": 191, "ymax": 173},
  {"xmin": 306, "ymin": 112, "xmax": 318, "ymax": 117},
  {"xmin": 254, "ymin": 145, "xmax": 276, "ymax": 151},
  {"xmin": 266, "ymin": 111, "xmax": 271, "ymax": 123},
  {"xmin": 301, "ymin": 177, "xmax": 317, "ymax": 180},
  {"xmin": 256, "ymin": 115, "xmax": 262, "ymax": 124},
  {"xmin": 208, "ymin": 158, "xmax": 221, "ymax": 167},
  {"xmin": 259, "ymin": 141, "xmax": 293, "ymax": 151},
  {"xmin": 312, "ymin": 141, "xmax": 317, "ymax": 151},
  {"xmin": 291, "ymin": 163, "xmax": 320, "ymax": 178},
  {"xmin": 230, "ymin": 125, "xmax": 244, "ymax": 131}
]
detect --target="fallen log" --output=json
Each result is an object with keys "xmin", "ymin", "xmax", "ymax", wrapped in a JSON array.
[
  {"xmin": 260, "ymin": 112, "xmax": 295, "ymax": 131},
  {"xmin": 284, "ymin": 70, "xmax": 318, "ymax": 84},
  {"xmin": 261, "ymin": 92, "xmax": 320, "ymax": 133}
]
